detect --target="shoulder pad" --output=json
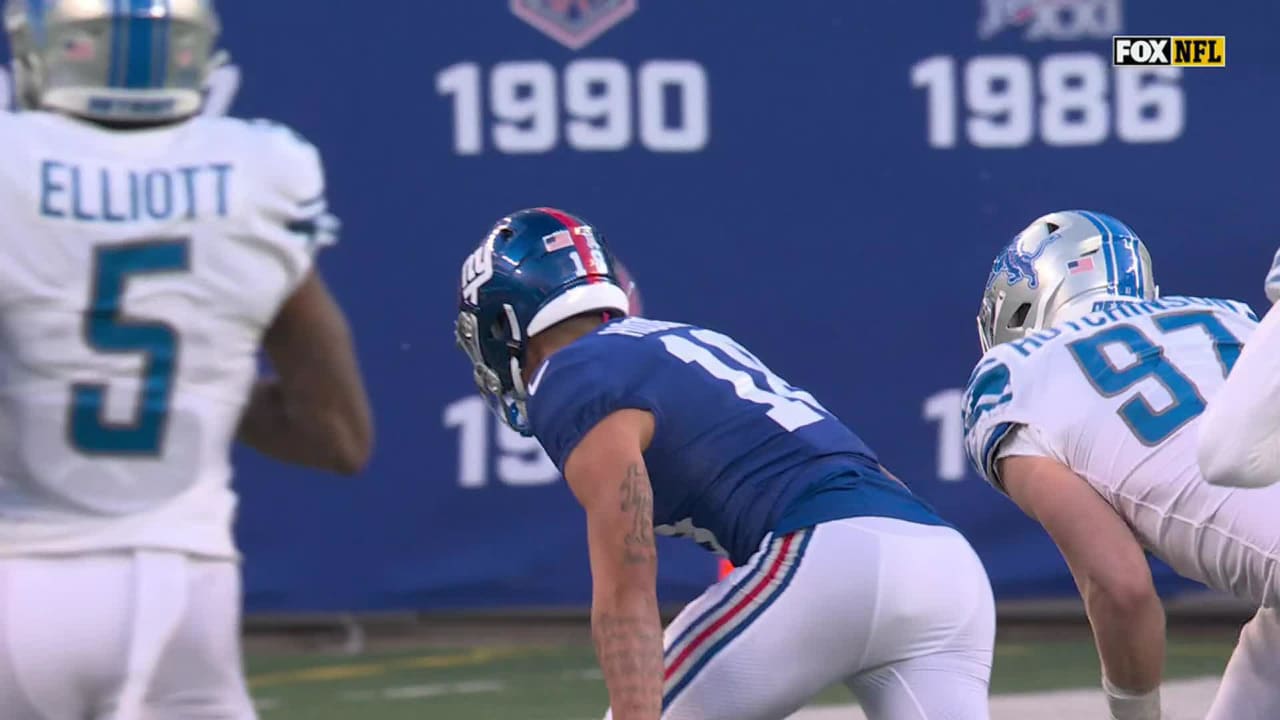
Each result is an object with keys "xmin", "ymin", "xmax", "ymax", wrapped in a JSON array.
[
  {"xmin": 527, "ymin": 334, "xmax": 657, "ymax": 470},
  {"xmin": 962, "ymin": 346, "xmax": 1034, "ymax": 491}
]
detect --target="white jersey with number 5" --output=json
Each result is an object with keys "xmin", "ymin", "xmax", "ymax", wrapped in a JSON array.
[
  {"xmin": 0, "ymin": 111, "xmax": 334, "ymax": 558},
  {"xmin": 962, "ymin": 297, "xmax": 1280, "ymax": 607}
]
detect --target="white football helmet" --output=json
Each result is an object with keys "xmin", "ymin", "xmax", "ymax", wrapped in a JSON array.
[{"xmin": 4, "ymin": 0, "xmax": 222, "ymax": 122}]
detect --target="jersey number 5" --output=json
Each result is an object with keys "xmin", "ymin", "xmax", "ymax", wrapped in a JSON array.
[
  {"xmin": 660, "ymin": 329, "xmax": 829, "ymax": 432},
  {"xmin": 70, "ymin": 240, "xmax": 190, "ymax": 456},
  {"xmin": 1067, "ymin": 311, "xmax": 1242, "ymax": 446}
]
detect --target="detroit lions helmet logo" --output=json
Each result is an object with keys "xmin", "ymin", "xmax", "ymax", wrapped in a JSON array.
[{"xmin": 987, "ymin": 229, "xmax": 1060, "ymax": 290}]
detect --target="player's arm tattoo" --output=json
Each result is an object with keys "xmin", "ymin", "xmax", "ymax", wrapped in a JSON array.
[
  {"xmin": 619, "ymin": 462, "xmax": 656, "ymax": 565},
  {"xmin": 587, "ymin": 458, "xmax": 662, "ymax": 719},
  {"xmin": 594, "ymin": 611, "xmax": 664, "ymax": 719}
]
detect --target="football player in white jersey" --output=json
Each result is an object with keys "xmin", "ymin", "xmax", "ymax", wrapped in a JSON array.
[
  {"xmin": 0, "ymin": 2, "xmax": 373, "ymax": 719},
  {"xmin": 963, "ymin": 210, "xmax": 1280, "ymax": 720},
  {"xmin": 1198, "ymin": 248, "xmax": 1280, "ymax": 488}
]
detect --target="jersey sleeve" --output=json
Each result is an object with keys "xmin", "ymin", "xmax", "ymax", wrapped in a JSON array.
[
  {"xmin": 994, "ymin": 424, "xmax": 1062, "ymax": 464},
  {"xmin": 961, "ymin": 349, "xmax": 1042, "ymax": 493},
  {"xmin": 252, "ymin": 121, "xmax": 339, "ymax": 290},
  {"xmin": 526, "ymin": 338, "xmax": 658, "ymax": 473}
]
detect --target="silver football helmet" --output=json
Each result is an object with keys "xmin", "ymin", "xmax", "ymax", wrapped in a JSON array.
[
  {"xmin": 978, "ymin": 210, "xmax": 1157, "ymax": 352},
  {"xmin": 4, "ymin": 0, "xmax": 222, "ymax": 122}
]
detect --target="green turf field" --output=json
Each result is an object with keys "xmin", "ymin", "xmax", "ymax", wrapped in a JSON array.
[{"xmin": 245, "ymin": 630, "xmax": 1236, "ymax": 719}]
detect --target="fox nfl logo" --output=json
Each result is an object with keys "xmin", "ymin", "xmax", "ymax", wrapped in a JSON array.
[{"xmin": 1112, "ymin": 36, "xmax": 1226, "ymax": 67}]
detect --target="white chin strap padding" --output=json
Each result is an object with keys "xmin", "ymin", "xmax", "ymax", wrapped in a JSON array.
[
  {"xmin": 509, "ymin": 356, "xmax": 526, "ymax": 397},
  {"xmin": 527, "ymin": 283, "xmax": 630, "ymax": 337}
]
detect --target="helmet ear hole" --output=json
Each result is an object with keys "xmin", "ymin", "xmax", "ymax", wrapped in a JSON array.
[
  {"xmin": 488, "ymin": 316, "xmax": 509, "ymax": 343},
  {"xmin": 1007, "ymin": 303, "xmax": 1032, "ymax": 330}
]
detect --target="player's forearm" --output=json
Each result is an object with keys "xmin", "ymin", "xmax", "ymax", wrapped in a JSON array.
[
  {"xmin": 592, "ymin": 593, "xmax": 664, "ymax": 720},
  {"xmin": 1199, "ymin": 301, "xmax": 1280, "ymax": 487},
  {"xmin": 237, "ymin": 379, "xmax": 371, "ymax": 474},
  {"xmin": 571, "ymin": 447, "xmax": 663, "ymax": 719},
  {"xmin": 1083, "ymin": 580, "xmax": 1166, "ymax": 693}
]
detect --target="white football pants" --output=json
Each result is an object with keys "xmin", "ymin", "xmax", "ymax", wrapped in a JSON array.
[
  {"xmin": 0, "ymin": 551, "xmax": 255, "ymax": 720},
  {"xmin": 607, "ymin": 516, "xmax": 996, "ymax": 720},
  {"xmin": 1207, "ymin": 605, "xmax": 1280, "ymax": 720}
]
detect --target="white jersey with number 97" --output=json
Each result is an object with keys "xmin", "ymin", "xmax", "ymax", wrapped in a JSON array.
[
  {"xmin": 0, "ymin": 110, "xmax": 335, "ymax": 558},
  {"xmin": 963, "ymin": 297, "xmax": 1280, "ymax": 607}
]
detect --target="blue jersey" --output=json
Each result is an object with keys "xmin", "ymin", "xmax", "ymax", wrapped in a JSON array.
[{"xmin": 526, "ymin": 317, "xmax": 944, "ymax": 565}]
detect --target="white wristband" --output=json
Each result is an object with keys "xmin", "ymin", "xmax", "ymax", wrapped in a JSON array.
[{"xmin": 1102, "ymin": 675, "xmax": 1161, "ymax": 720}]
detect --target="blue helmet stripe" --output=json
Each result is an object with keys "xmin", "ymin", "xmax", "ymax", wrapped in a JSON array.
[
  {"xmin": 109, "ymin": 0, "xmax": 127, "ymax": 87},
  {"xmin": 27, "ymin": 0, "xmax": 47, "ymax": 45},
  {"xmin": 1080, "ymin": 210, "xmax": 1143, "ymax": 298},
  {"xmin": 124, "ymin": 0, "xmax": 155, "ymax": 89},
  {"xmin": 1096, "ymin": 212, "xmax": 1142, "ymax": 297},
  {"xmin": 1102, "ymin": 213, "xmax": 1144, "ymax": 297},
  {"xmin": 153, "ymin": 0, "xmax": 171, "ymax": 87},
  {"xmin": 1100, "ymin": 213, "xmax": 1125, "ymax": 295},
  {"xmin": 1079, "ymin": 211, "xmax": 1117, "ymax": 293}
]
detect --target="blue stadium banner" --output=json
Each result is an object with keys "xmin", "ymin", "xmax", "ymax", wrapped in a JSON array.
[{"xmin": 2, "ymin": 0, "xmax": 1275, "ymax": 612}]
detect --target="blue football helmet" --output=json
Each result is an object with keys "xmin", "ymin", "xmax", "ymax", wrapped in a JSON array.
[{"xmin": 456, "ymin": 208, "xmax": 631, "ymax": 435}]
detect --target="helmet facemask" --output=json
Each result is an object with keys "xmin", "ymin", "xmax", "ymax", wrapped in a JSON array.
[{"xmin": 455, "ymin": 307, "xmax": 532, "ymax": 435}]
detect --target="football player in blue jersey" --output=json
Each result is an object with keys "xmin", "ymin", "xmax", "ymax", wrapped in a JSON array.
[{"xmin": 455, "ymin": 208, "xmax": 995, "ymax": 720}]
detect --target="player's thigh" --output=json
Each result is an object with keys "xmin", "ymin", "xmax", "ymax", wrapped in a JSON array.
[
  {"xmin": 657, "ymin": 526, "xmax": 864, "ymax": 720},
  {"xmin": 845, "ymin": 519, "xmax": 994, "ymax": 720},
  {"xmin": 0, "ymin": 555, "xmax": 134, "ymax": 720},
  {"xmin": 1206, "ymin": 606, "xmax": 1280, "ymax": 720},
  {"xmin": 851, "ymin": 518, "xmax": 995, "ymax": 671},
  {"xmin": 607, "ymin": 519, "xmax": 993, "ymax": 720},
  {"xmin": 847, "ymin": 652, "xmax": 992, "ymax": 720},
  {"xmin": 146, "ymin": 559, "xmax": 256, "ymax": 720}
]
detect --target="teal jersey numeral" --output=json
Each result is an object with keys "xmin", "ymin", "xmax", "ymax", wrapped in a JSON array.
[
  {"xmin": 70, "ymin": 239, "xmax": 190, "ymax": 456},
  {"xmin": 1067, "ymin": 311, "xmax": 1243, "ymax": 446}
]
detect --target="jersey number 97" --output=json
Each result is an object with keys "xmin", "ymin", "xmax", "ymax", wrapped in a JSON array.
[{"xmin": 1068, "ymin": 311, "xmax": 1241, "ymax": 446}]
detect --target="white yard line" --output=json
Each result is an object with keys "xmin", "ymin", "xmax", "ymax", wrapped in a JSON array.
[
  {"xmin": 342, "ymin": 680, "xmax": 506, "ymax": 703},
  {"xmin": 788, "ymin": 676, "xmax": 1221, "ymax": 720}
]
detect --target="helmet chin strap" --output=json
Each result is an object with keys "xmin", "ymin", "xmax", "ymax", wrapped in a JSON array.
[
  {"xmin": 502, "ymin": 357, "xmax": 532, "ymax": 433},
  {"xmin": 509, "ymin": 355, "xmax": 527, "ymax": 398}
]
